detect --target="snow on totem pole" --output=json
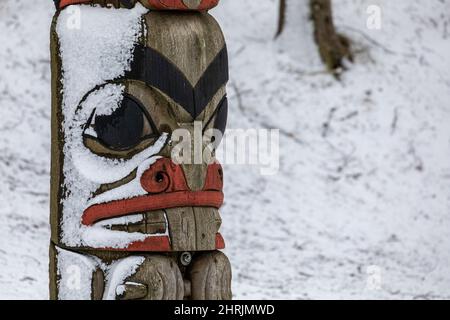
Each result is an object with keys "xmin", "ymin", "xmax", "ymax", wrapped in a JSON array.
[{"xmin": 50, "ymin": 0, "xmax": 231, "ymax": 300}]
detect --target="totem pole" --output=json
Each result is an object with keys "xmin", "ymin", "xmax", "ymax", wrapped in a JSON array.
[{"xmin": 50, "ymin": 0, "xmax": 231, "ymax": 300}]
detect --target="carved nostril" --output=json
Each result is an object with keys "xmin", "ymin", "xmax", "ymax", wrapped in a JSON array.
[
  {"xmin": 141, "ymin": 168, "xmax": 170, "ymax": 194},
  {"xmin": 155, "ymin": 172, "xmax": 165, "ymax": 183}
]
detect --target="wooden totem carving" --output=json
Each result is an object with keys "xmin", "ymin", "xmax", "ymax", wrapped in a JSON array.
[{"xmin": 50, "ymin": 0, "xmax": 231, "ymax": 300}]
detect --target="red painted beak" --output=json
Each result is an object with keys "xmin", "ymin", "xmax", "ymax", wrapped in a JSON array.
[
  {"xmin": 146, "ymin": 0, "xmax": 219, "ymax": 10},
  {"xmin": 81, "ymin": 158, "xmax": 224, "ymax": 226},
  {"xmin": 57, "ymin": 0, "xmax": 220, "ymax": 11}
]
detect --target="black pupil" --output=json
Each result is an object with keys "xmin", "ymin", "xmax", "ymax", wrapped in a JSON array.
[
  {"xmin": 155, "ymin": 172, "xmax": 165, "ymax": 183},
  {"xmin": 94, "ymin": 96, "xmax": 144, "ymax": 150}
]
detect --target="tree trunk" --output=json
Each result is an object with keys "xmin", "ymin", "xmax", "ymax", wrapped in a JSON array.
[
  {"xmin": 275, "ymin": 0, "xmax": 352, "ymax": 73},
  {"xmin": 310, "ymin": 0, "xmax": 352, "ymax": 72},
  {"xmin": 275, "ymin": 0, "xmax": 287, "ymax": 39}
]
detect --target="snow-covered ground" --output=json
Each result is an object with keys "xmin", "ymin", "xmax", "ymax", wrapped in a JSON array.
[{"xmin": 1, "ymin": 0, "xmax": 450, "ymax": 300}]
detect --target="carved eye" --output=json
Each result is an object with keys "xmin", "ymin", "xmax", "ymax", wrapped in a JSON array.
[{"xmin": 85, "ymin": 95, "xmax": 156, "ymax": 151}]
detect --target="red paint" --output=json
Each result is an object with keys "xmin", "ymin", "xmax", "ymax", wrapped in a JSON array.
[
  {"xmin": 103, "ymin": 233, "xmax": 224, "ymax": 252},
  {"xmin": 203, "ymin": 162, "xmax": 223, "ymax": 191},
  {"xmin": 147, "ymin": 0, "xmax": 219, "ymax": 10},
  {"xmin": 82, "ymin": 190, "xmax": 223, "ymax": 226},
  {"xmin": 58, "ymin": 0, "xmax": 219, "ymax": 10},
  {"xmin": 59, "ymin": 0, "xmax": 90, "ymax": 8},
  {"xmin": 140, "ymin": 158, "xmax": 188, "ymax": 194},
  {"xmin": 113, "ymin": 236, "xmax": 172, "ymax": 252},
  {"xmin": 215, "ymin": 233, "xmax": 225, "ymax": 250}
]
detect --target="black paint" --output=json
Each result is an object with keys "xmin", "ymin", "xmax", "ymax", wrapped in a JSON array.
[
  {"xmin": 120, "ymin": 0, "xmax": 135, "ymax": 9},
  {"xmin": 126, "ymin": 45, "xmax": 229, "ymax": 119},
  {"xmin": 213, "ymin": 96, "xmax": 228, "ymax": 135},
  {"xmin": 94, "ymin": 95, "xmax": 146, "ymax": 150}
]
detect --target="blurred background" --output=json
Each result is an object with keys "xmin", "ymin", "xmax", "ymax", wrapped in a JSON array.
[{"xmin": 0, "ymin": 0, "xmax": 449, "ymax": 299}]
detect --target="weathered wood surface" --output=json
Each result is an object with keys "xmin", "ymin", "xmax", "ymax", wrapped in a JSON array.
[
  {"xmin": 188, "ymin": 251, "xmax": 232, "ymax": 300},
  {"xmin": 121, "ymin": 256, "xmax": 184, "ymax": 300},
  {"xmin": 50, "ymin": 4, "xmax": 231, "ymax": 300}
]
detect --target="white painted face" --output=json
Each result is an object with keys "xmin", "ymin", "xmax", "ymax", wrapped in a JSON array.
[{"xmin": 56, "ymin": 4, "xmax": 162, "ymax": 249}]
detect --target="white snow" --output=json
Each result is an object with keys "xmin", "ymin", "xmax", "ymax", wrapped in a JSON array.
[
  {"xmin": 56, "ymin": 4, "xmax": 147, "ymax": 114},
  {"xmin": 56, "ymin": 248, "xmax": 101, "ymax": 300},
  {"xmin": 85, "ymin": 155, "xmax": 163, "ymax": 205},
  {"xmin": 80, "ymin": 83, "xmax": 125, "ymax": 120},
  {"xmin": 55, "ymin": 4, "xmax": 168, "ymax": 249},
  {"xmin": 103, "ymin": 256, "xmax": 145, "ymax": 300},
  {"xmin": 0, "ymin": 0, "xmax": 450, "ymax": 300},
  {"xmin": 213, "ymin": 0, "xmax": 450, "ymax": 299},
  {"xmin": 80, "ymin": 226, "xmax": 148, "ymax": 249},
  {"xmin": 95, "ymin": 214, "xmax": 145, "ymax": 227},
  {"xmin": 115, "ymin": 281, "xmax": 142, "ymax": 297}
]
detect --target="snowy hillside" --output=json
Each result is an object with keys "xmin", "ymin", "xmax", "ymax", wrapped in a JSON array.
[{"xmin": 1, "ymin": 0, "xmax": 450, "ymax": 299}]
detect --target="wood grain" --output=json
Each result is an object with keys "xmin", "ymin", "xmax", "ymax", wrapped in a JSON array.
[{"xmin": 188, "ymin": 251, "xmax": 232, "ymax": 300}]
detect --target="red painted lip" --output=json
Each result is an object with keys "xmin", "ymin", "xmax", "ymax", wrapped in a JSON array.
[
  {"xmin": 147, "ymin": 0, "xmax": 219, "ymax": 10},
  {"xmin": 101, "ymin": 232, "xmax": 225, "ymax": 252},
  {"xmin": 82, "ymin": 190, "xmax": 223, "ymax": 226},
  {"xmin": 58, "ymin": 0, "xmax": 220, "ymax": 10}
]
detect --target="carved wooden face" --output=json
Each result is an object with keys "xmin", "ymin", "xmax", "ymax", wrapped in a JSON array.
[{"xmin": 52, "ymin": 6, "xmax": 228, "ymax": 251}]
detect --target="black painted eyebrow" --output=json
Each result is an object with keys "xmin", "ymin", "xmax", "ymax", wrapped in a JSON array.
[
  {"xmin": 203, "ymin": 95, "xmax": 227, "ymax": 134},
  {"xmin": 126, "ymin": 45, "xmax": 229, "ymax": 119}
]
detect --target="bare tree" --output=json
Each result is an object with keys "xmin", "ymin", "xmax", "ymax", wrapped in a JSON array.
[
  {"xmin": 276, "ymin": 0, "xmax": 352, "ymax": 73},
  {"xmin": 275, "ymin": 0, "xmax": 287, "ymax": 39}
]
